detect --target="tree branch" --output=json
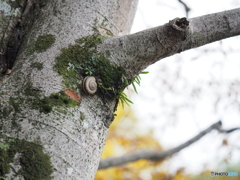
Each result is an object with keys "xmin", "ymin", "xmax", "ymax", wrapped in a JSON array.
[
  {"xmin": 177, "ymin": 0, "xmax": 191, "ymax": 17},
  {"xmin": 99, "ymin": 8, "xmax": 240, "ymax": 79},
  {"xmin": 218, "ymin": 127, "xmax": 240, "ymax": 133},
  {"xmin": 98, "ymin": 121, "xmax": 240, "ymax": 169}
]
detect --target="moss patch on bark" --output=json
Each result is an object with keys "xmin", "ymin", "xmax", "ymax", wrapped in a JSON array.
[
  {"xmin": 54, "ymin": 35, "xmax": 128, "ymax": 100},
  {"xmin": 29, "ymin": 34, "xmax": 56, "ymax": 54},
  {"xmin": 0, "ymin": 138, "xmax": 53, "ymax": 180}
]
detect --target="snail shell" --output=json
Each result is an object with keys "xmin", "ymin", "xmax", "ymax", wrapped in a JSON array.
[{"xmin": 82, "ymin": 76, "xmax": 97, "ymax": 95}]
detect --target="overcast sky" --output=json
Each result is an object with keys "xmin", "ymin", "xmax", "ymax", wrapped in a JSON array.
[{"xmin": 130, "ymin": 0, "xmax": 240, "ymax": 174}]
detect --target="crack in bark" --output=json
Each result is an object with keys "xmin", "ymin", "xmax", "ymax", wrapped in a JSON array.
[{"xmin": 27, "ymin": 118, "xmax": 81, "ymax": 145}]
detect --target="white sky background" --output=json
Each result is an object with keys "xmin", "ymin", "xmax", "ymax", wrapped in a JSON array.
[{"xmin": 129, "ymin": 0, "xmax": 240, "ymax": 175}]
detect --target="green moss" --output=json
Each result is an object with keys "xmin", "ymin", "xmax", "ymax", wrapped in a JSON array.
[
  {"xmin": 0, "ymin": 142, "xmax": 11, "ymax": 176},
  {"xmin": 39, "ymin": 93, "xmax": 79, "ymax": 113},
  {"xmin": 41, "ymin": 104, "xmax": 52, "ymax": 113},
  {"xmin": 47, "ymin": 93, "xmax": 78, "ymax": 107},
  {"xmin": 0, "ymin": 107, "xmax": 11, "ymax": 119},
  {"xmin": 0, "ymin": 97, "xmax": 24, "ymax": 128},
  {"xmin": 30, "ymin": 62, "xmax": 43, "ymax": 70},
  {"xmin": 29, "ymin": 34, "xmax": 55, "ymax": 54},
  {"xmin": 2, "ymin": 83, "xmax": 79, "ymax": 117},
  {"xmin": 54, "ymin": 35, "xmax": 128, "ymax": 100},
  {"xmin": 9, "ymin": 97, "xmax": 22, "ymax": 113},
  {"xmin": 22, "ymin": 82, "xmax": 79, "ymax": 113},
  {"xmin": 0, "ymin": 138, "xmax": 53, "ymax": 179},
  {"xmin": 24, "ymin": 82, "xmax": 41, "ymax": 97}
]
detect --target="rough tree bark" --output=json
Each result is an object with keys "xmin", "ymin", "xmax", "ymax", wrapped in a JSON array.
[{"xmin": 0, "ymin": 0, "xmax": 240, "ymax": 179}]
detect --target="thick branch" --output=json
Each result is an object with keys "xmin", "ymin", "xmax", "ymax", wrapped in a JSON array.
[
  {"xmin": 98, "ymin": 121, "xmax": 240, "ymax": 169},
  {"xmin": 99, "ymin": 8, "xmax": 240, "ymax": 79}
]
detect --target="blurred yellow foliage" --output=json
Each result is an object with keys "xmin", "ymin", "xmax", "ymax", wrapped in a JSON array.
[
  {"xmin": 95, "ymin": 103, "xmax": 164, "ymax": 180},
  {"xmin": 95, "ymin": 103, "xmax": 240, "ymax": 180}
]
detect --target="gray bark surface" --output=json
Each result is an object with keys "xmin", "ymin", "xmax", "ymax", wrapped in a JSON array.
[{"xmin": 0, "ymin": 0, "xmax": 138, "ymax": 179}]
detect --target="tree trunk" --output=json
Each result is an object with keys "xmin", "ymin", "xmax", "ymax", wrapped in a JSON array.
[
  {"xmin": 1, "ymin": 1, "xmax": 240, "ymax": 180},
  {"xmin": 0, "ymin": 0, "xmax": 138, "ymax": 179}
]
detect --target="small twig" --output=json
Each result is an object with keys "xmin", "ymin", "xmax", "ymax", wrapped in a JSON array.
[
  {"xmin": 177, "ymin": 0, "xmax": 191, "ymax": 17},
  {"xmin": 218, "ymin": 127, "xmax": 240, "ymax": 133}
]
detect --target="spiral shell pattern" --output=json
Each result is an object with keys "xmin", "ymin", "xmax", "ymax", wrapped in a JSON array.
[{"xmin": 82, "ymin": 76, "xmax": 97, "ymax": 95}]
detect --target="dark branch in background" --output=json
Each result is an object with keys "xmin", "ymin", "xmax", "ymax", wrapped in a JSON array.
[
  {"xmin": 178, "ymin": 0, "xmax": 191, "ymax": 17},
  {"xmin": 98, "ymin": 121, "xmax": 240, "ymax": 170},
  {"xmin": 219, "ymin": 127, "xmax": 240, "ymax": 133}
]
